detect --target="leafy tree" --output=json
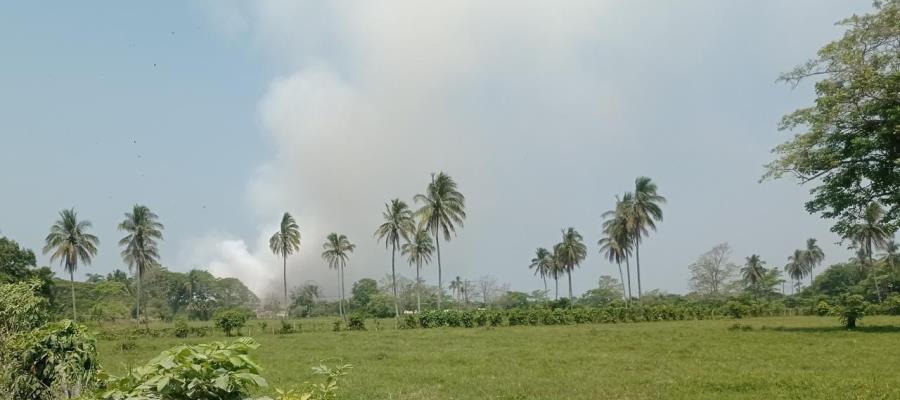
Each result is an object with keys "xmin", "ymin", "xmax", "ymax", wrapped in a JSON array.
[
  {"xmin": 290, "ymin": 282, "xmax": 321, "ymax": 317},
  {"xmin": 837, "ymin": 294, "xmax": 868, "ymax": 329},
  {"xmin": 42, "ymin": 208, "xmax": 99, "ymax": 322},
  {"xmin": 414, "ymin": 172, "xmax": 466, "ymax": 310},
  {"xmin": 0, "ymin": 237, "xmax": 54, "ymax": 302},
  {"xmin": 688, "ymin": 243, "xmax": 738, "ymax": 296},
  {"xmin": 350, "ymin": 278, "xmax": 379, "ymax": 309},
  {"xmin": 579, "ymin": 275, "xmax": 623, "ymax": 306},
  {"xmin": 401, "ymin": 228, "xmax": 433, "ymax": 313},
  {"xmin": 321, "ymin": 233, "xmax": 355, "ymax": 321},
  {"xmin": 850, "ymin": 202, "xmax": 892, "ymax": 300},
  {"xmin": 556, "ymin": 227, "xmax": 587, "ymax": 299},
  {"xmin": 374, "ymin": 199, "xmax": 415, "ymax": 321},
  {"xmin": 214, "ymin": 309, "xmax": 248, "ymax": 336},
  {"xmin": 118, "ymin": 204, "xmax": 164, "ymax": 320},
  {"xmin": 6, "ymin": 320, "xmax": 99, "ymax": 400},
  {"xmin": 528, "ymin": 247, "xmax": 552, "ymax": 292},
  {"xmin": 765, "ymin": 1, "xmax": 900, "ymax": 236},
  {"xmin": 626, "ymin": 176, "xmax": 666, "ymax": 299},
  {"xmin": 269, "ymin": 212, "xmax": 301, "ymax": 312}
]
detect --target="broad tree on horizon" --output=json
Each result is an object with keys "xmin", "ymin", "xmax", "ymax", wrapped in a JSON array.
[
  {"xmin": 401, "ymin": 228, "xmax": 434, "ymax": 313},
  {"xmin": 414, "ymin": 172, "xmax": 466, "ymax": 310},
  {"xmin": 269, "ymin": 212, "xmax": 301, "ymax": 315},
  {"xmin": 556, "ymin": 227, "xmax": 587, "ymax": 300},
  {"xmin": 375, "ymin": 199, "xmax": 415, "ymax": 322},
  {"xmin": 322, "ymin": 232, "xmax": 355, "ymax": 321},
  {"xmin": 118, "ymin": 204, "xmax": 164, "ymax": 320},
  {"xmin": 43, "ymin": 208, "xmax": 99, "ymax": 322}
]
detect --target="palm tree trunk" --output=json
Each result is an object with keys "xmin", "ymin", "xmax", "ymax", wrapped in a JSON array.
[
  {"xmin": 416, "ymin": 260, "xmax": 422, "ymax": 314},
  {"xmin": 542, "ymin": 275, "xmax": 547, "ymax": 292},
  {"xmin": 340, "ymin": 265, "xmax": 348, "ymax": 322},
  {"xmin": 554, "ymin": 276, "xmax": 559, "ymax": 300},
  {"xmin": 70, "ymin": 269, "xmax": 77, "ymax": 322},
  {"xmin": 870, "ymin": 251, "xmax": 882, "ymax": 302},
  {"xmin": 635, "ymin": 240, "xmax": 642, "ymax": 300},
  {"xmin": 337, "ymin": 268, "xmax": 344, "ymax": 320},
  {"xmin": 136, "ymin": 269, "xmax": 142, "ymax": 321},
  {"xmin": 617, "ymin": 261, "xmax": 627, "ymax": 306},
  {"xmin": 283, "ymin": 254, "xmax": 288, "ymax": 319},
  {"xmin": 391, "ymin": 242, "xmax": 400, "ymax": 321},
  {"xmin": 625, "ymin": 257, "xmax": 633, "ymax": 301},
  {"xmin": 434, "ymin": 229, "xmax": 443, "ymax": 310},
  {"xmin": 567, "ymin": 269, "xmax": 573, "ymax": 300}
]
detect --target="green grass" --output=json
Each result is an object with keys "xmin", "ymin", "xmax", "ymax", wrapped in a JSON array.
[{"xmin": 96, "ymin": 316, "xmax": 900, "ymax": 399}]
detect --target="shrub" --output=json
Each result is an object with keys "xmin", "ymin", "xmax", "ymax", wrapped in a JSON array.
[
  {"xmin": 401, "ymin": 314, "xmax": 418, "ymax": 329},
  {"xmin": 0, "ymin": 280, "xmax": 49, "ymax": 337},
  {"xmin": 100, "ymin": 338, "xmax": 267, "ymax": 400},
  {"xmin": 347, "ymin": 315, "xmax": 366, "ymax": 331},
  {"xmin": 259, "ymin": 321, "xmax": 269, "ymax": 332},
  {"xmin": 173, "ymin": 318, "xmax": 190, "ymax": 338},
  {"xmin": 488, "ymin": 311, "xmax": 504, "ymax": 327},
  {"xmin": 277, "ymin": 320, "xmax": 296, "ymax": 334},
  {"xmin": 4, "ymin": 320, "xmax": 99, "ymax": 400},
  {"xmin": 214, "ymin": 309, "xmax": 248, "ymax": 337},
  {"xmin": 724, "ymin": 301, "xmax": 749, "ymax": 319},
  {"xmin": 884, "ymin": 294, "xmax": 900, "ymax": 315},
  {"xmin": 119, "ymin": 339, "xmax": 138, "ymax": 352},
  {"xmin": 814, "ymin": 300, "xmax": 833, "ymax": 316},
  {"xmin": 332, "ymin": 319, "xmax": 344, "ymax": 332},
  {"xmin": 836, "ymin": 294, "xmax": 868, "ymax": 329}
]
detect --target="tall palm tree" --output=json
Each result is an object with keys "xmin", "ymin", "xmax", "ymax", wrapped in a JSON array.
[
  {"xmin": 850, "ymin": 202, "xmax": 891, "ymax": 301},
  {"xmin": 269, "ymin": 212, "xmax": 301, "ymax": 312},
  {"xmin": 598, "ymin": 228, "xmax": 631, "ymax": 305},
  {"xmin": 879, "ymin": 240, "xmax": 899, "ymax": 272},
  {"xmin": 449, "ymin": 276, "xmax": 464, "ymax": 304},
  {"xmin": 401, "ymin": 229, "xmax": 433, "ymax": 313},
  {"xmin": 740, "ymin": 254, "xmax": 766, "ymax": 293},
  {"xmin": 43, "ymin": 208, "xmax": 99, "ymax": 321},
  {"xmin": 414, "ymin": 172, "xmax": 466, "ymax": 310},
  {"xmin": 785, "ymin": 249, "xmax": 806, "ymax": 294},
  {"xmin": 321, "ymin": 233, "xmax": 355, "ymax": 321},
  {"xmin": 118, "ymin": 204, "xmax": 164, "ymax": 320},
  {"xmin": 627, "ymin": 177, "xmax": 666, "ymax": 300},
  {"xmin": 803, "ymin": 238, "xmax": 825, "ymax": 285},
  {"xmin": 549, "ymin": 247, "xmax": 563, "ymax": 300},
  {"xmin": 601, "ymin": 194, "xmax": 635, "ymax": 301},
  {"xmin": 529, "ymin": 247, "xmax": 552, "ymax": 292},
  {"xmin": 374, "ymin": 199, "xmax": 415, "ymax": 321},
  {"xmin": 556, "ymin": 227, "xmax": 588, "ymax": 299}
]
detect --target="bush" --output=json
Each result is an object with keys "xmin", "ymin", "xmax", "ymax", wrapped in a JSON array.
[
  {"xmin": 837, "ymin": 294, "xmax": 868, "ymax": 329},
  {"xmin": 277, "ymin": 320, "xmax": 296, "ymax": 334},
  {"xmin": 884, "ymin": 294, "xmax": 900, "ymax": 315},
  {"xmin": 214, "ymin": 309, "xmax": 248, "ymax": 336},
  {"xmin": 347, "ymin": 315, "xmax": 366, "ymax": 331},
  {"xmin": 724, "ymin": 301, "xmax": 749, "ymax": 319},
  {"xmin": 4, "ymin": 320, "xmax": 99, "ymax": 400},
  {"xmin": 332, "ymin": 319, "xmax": 344, "ymax": 332},
  {"xmin": 173, "ymin": 318, "xmax": 190, "ymax": 338},
  {"xmin": 259, "ymin": 321, "xmax": 269, "ymax": 332},
  {"xmin": 814, "ymin": 300, "xmax": 833, "ymax": 316},
  {"xmin": 401, "ymin": 314, "xmax": 418, "ymax": 329},
  {"xmin": 100, "ymin": 338, "xmax": 267, "ymax": 400}
]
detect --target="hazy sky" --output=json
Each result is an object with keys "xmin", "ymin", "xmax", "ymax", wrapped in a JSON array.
[{"xmin": 0, "ymin": 1, "xmax": 877, "ymax": 299}]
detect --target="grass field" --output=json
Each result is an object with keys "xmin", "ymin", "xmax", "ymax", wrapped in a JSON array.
[{"xmin": 96, "ymin": 316, "xmax": 900, "ymax": 399}]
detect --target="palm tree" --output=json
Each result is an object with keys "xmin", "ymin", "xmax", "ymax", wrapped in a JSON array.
[
  {"xmin": 269, "ymin": 212, "xmax": 301, "ymax": 313},
  {"xmin": 529, "ymin": 247, "xmax": 552, "ymax": 292},
  {"xmin": 549, "ymin": 247, "xmax": 563, "ymax": 300},
  {"xmin": 740, "ymin": 254, "xmax": 766, "ymax": 295},
  {"xmin": 321, "ymin": 233, "xmax": 355, "ymax": 321},
  {"xmin": 601, "ymin": 194, "xmax": 635, "ymax": 301},
  {"xmin": 626, "ymin": 177, "xmax": 666, "ymax": 300},
  {"xmin": 785, "ymin": 249, "xmax": 806, "ymax": 294},
  {"xmin": 43, "ymin": 208, "xmax": 99, "ymax": 321},
  {"xmin": 401, "ymin": 229, "xmax": 434, "ymax": 314},
  {"xmin": 374, "ymin": 199, "xmax": 415, "ymax": 321},
  {"xmin": 556, "ymin": 227, "xmax": 587, "ymax": 299},
  {"xmin": 449, "ymin": 276, "xmax": 464, "ymax": 304},
  {"xmin": 803, "ymin": 238, "xmax": 825, "ymax": 285},
  {"xmin": 414, "ymin": 172, "xmax": 466, "ymax": 310},
  {"xmin": 850, "ymin": 202, "xmax": 891, "ymax": 301},
  {"xmin": 879, "ymin": 240, "xmax": 899, "ymax": 271},
  {"xmin": 118, "ymin": 204, "xmax": 164, "ymax": 320},
  {"xmin": 598, "ymin": 229, "xmax": 631, "ymax": 306}
]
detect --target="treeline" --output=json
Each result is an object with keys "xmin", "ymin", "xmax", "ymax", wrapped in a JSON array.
[{"xmin": 1, "ymin": 236, "xmax": 258, "ymax": 322}]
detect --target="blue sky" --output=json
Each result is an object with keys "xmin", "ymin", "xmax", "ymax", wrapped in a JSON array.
[{"xmin": 0, "ymin": 1, "xmax": 878, "ymax": 298}]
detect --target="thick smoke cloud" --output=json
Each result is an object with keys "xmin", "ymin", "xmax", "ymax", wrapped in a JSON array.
[{"xmin": 186, "ymin": 1, "xmax": 854, "ymax": 298}]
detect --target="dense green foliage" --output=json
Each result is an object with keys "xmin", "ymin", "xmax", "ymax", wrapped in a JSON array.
[
  {"xmin": 5, "ymin": 321, "xmax": 99, "ymax": 400},
  {"xmin": 215, "ymin": 309, "xmax": 249, "ymax": 336},
  {"xmin": 766, "ymin": 0, "xmax": 900, "ymax": 236},
  {"xmin": 0, "ymin": 237, "xmax": 55, "ymax": 302}
]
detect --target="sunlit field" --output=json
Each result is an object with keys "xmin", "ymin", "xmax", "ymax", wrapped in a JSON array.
[{"xmin": 97, "ymin": 316, "xmax": 900, "ymax": 400}]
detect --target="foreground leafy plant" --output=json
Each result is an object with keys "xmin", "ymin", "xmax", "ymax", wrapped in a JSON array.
[
  {"xmin": 836, "ymin": 294, "xmax": 868, "ymax": 329},
  {"xmin": 100, "ymin": 338, "xmax": 267, "ymax": 400}
]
